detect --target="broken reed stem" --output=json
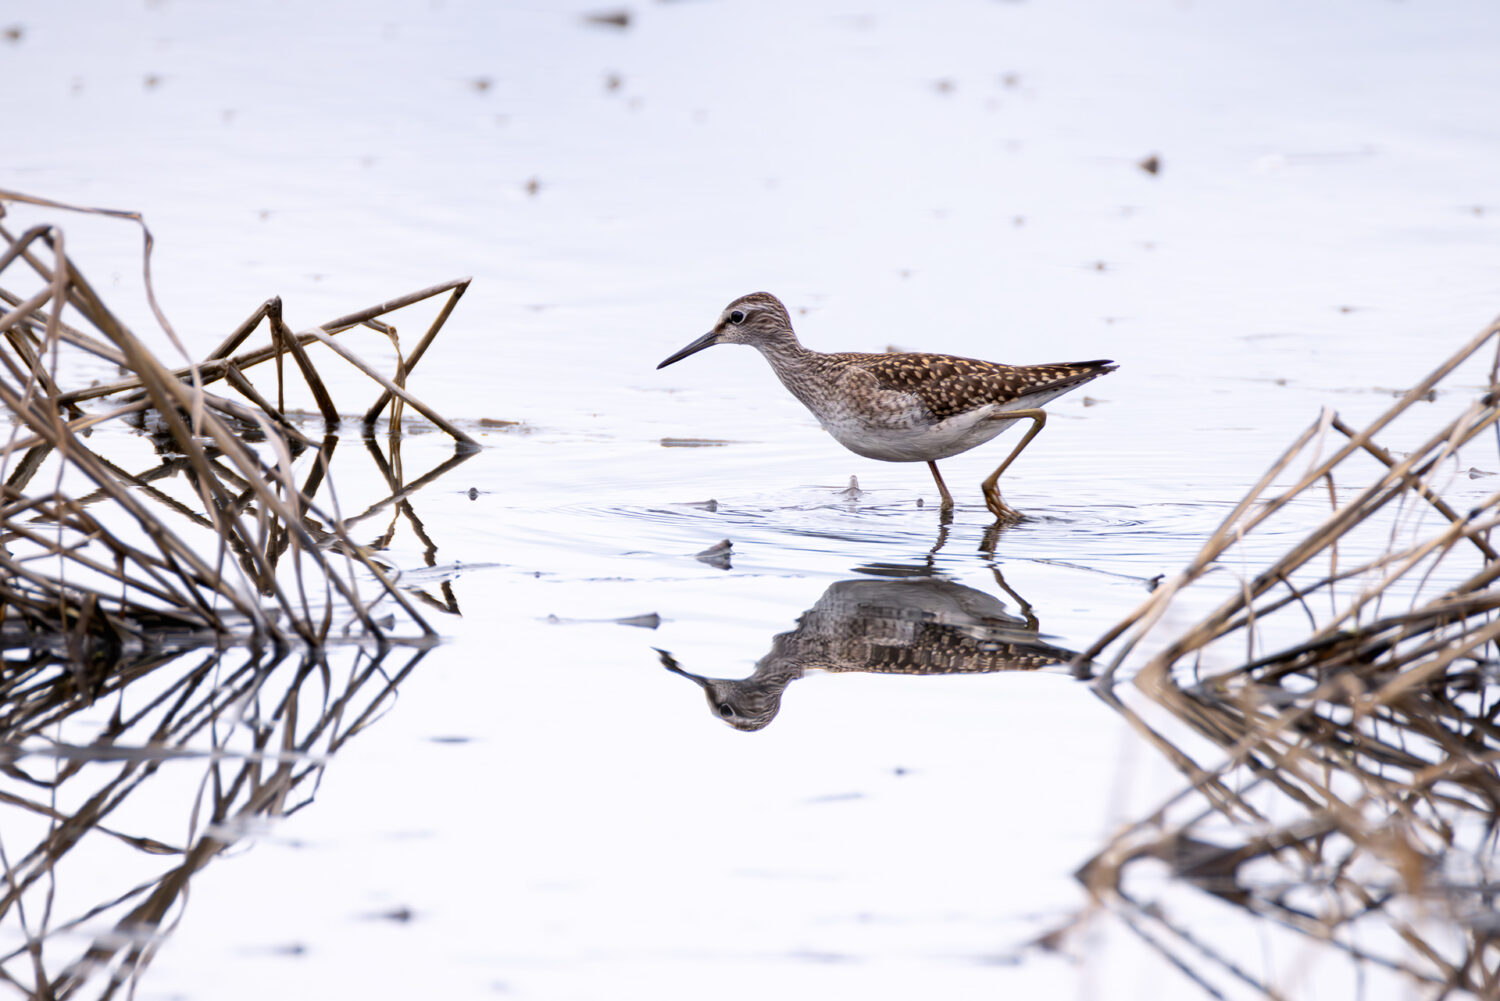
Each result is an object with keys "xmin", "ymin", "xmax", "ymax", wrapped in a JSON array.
[
  {"xmin": 363, "ymin": 279, "xmax": 468, "ymax": 424},
  {"xmin": 269, "ymin": 300, "xmax": 340, "ymax": 425},
  {"xmin": 1331, "ymin": 412, "xmax": 1499, "ymax": 561},
  {"xmin": 302, "ymin": 326, "xmax": 477, "ymax": 446}
]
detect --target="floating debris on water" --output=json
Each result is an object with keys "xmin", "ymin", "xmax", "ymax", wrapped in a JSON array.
[
  {"xmin": 660, "ymin": 437, "xmax": 730, "ymax": 447},
  {"xmin": 543, "ymin": 612, "xmax": 662, "ymax": 629},
  {"xmin": 694, "ymin": 539, "xmax": 733, "ymax": 569}
]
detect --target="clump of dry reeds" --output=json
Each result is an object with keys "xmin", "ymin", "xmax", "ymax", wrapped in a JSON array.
[
  {"xmin": 0, "ymin": 189, "xmax": 474, "ymax": 653},
  {"xmin": 1070, "ymin": 316, "xmax": 1500, "ymax": 997}
]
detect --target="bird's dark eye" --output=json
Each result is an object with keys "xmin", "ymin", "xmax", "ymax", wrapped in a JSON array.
[
  {"xmin": 718, "ymin": 703, "xmax": 735, "ymax": 718},
  {"xmin": 728, "ymin": 310, "xmax": 746, "ymax": 325}
]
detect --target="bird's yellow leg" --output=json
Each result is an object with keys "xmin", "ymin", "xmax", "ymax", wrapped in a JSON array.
[
  {"xmin": 926, "ymin": 460, "xmax": 955, "ymax": 512},
  {"xmin": 980, "ymin": 408, "xmax": 1048, "ymax": 523},
  {"xmin": 989, "ymin": 565, "xmax": 1038, "ymax": 631},
  {"xmin": 926, "ymin": 518, "xmax": 952, "ymax": 559}
]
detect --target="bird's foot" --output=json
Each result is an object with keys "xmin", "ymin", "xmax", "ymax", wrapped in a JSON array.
[{"xmin": 982, "ymin": 486, "xmax": 1025, "ymax": 525}]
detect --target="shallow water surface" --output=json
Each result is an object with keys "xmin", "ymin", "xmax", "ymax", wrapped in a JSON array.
[{"xmin": 2, "ymin": 0, "xmax": 1500, "ymax": 998}]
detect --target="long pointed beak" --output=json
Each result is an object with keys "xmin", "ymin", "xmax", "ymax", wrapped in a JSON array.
[
  {"xmin": 655, "ymin": 648, "xmax": 711, "ymax": 690},
  {"xmin": 656, "ymin": 330, "xmax": 720, "ymax": 369}
]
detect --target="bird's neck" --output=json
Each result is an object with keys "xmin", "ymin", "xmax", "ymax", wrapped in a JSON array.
[{"xmin": 754, "ymin": 336, "xmax": 831, "ymax": 409}]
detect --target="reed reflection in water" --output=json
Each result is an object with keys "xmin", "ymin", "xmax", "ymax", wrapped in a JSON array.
[
  {"xmin": 658, "ymin": 569, "xmax": 1089, "ymax": 730},
  {"xmin": 0, "ymin": 643, "xmax": 431, "ymax": 998}
]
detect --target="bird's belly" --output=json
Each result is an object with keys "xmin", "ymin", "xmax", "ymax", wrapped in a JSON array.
[{"xmin": 819, "ymin": 407, "xmax": 1018, "ymax": 462}]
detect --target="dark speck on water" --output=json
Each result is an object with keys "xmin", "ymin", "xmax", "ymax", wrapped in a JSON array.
[
  {"xmin": 359, "ymin": 906, "xmax": 416, "ymax": 923},
  {"xmin": 584, "ymin": 9, "xmax": 631, "ymax": 29}
]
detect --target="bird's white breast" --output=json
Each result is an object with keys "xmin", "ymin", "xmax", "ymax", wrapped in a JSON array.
[{"xmin": 813, "ymin": 385, "xmax": 1081, "ymax": 463}]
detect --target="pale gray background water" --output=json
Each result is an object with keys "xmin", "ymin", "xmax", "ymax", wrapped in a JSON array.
[{"xmin": 2, "ymin": 0, "xmax": 1498, "ymax": 998}]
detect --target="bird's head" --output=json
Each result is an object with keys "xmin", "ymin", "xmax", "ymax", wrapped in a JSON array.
[
  {"xmin": 655, "ymin": 647, "xmax": 787, "ymax": 731},
  {"xmin": 657, "ymin": 292, "xmax": 796, "ymax": 369}
]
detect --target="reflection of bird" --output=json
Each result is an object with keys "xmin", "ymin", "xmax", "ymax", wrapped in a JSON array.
[
  {"xmin": 659, "ymin": 576, "xmax": 1085, "ymax": 731},
  {"xmin": 657, "ymin": 292, "xmax": 1116, "ymax": 521}
]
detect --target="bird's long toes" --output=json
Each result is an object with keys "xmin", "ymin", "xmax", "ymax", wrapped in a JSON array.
[{"xmin": 983, "ymin": 489, "xmax": 1025, "ymax": 525}]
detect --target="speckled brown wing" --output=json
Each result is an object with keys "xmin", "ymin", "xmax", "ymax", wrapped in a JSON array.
[
  {"xmin": 850, "ymin": 353, "xmax": 1117, "ymax": 420},
  {"xmin": 833, "ymin": 629, "xmax": 1080, "ymax": 675}
]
